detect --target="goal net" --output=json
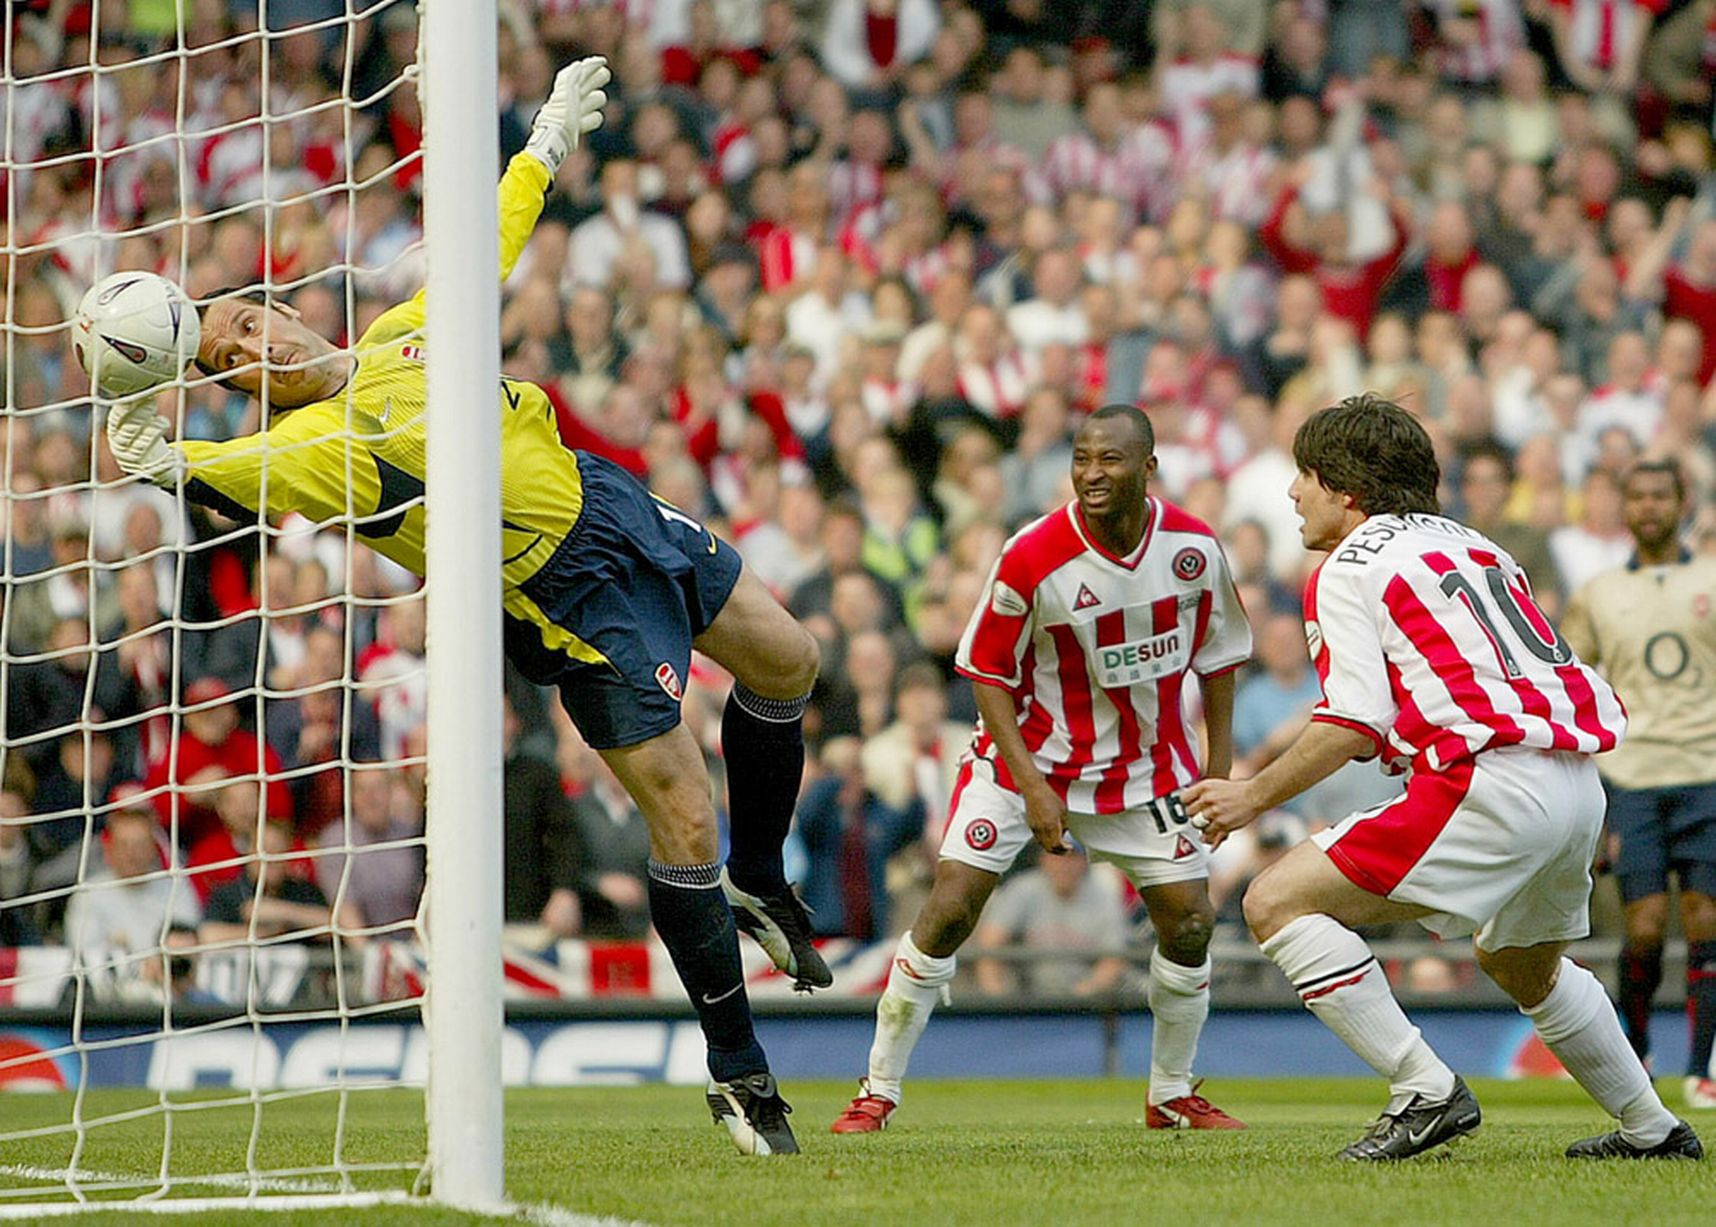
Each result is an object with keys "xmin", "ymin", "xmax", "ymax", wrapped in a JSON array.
[{"xmin": 0, "ymin": 0, "xmax": 500, "ymax": 1212}]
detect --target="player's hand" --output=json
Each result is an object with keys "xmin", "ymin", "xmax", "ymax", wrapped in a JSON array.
[
  {"xmin": 1023, "ymin": 782, "xmax": 1071, "ymax": 856},
  {"xmin": 105, "ymin": 399, "xmax": 180, "ymax": 485},
  {"xmin": 525, "ymin": 55, "xmax": 611, "ymax": 175},
  {"xmin": 1182, "ymin": 777, "xmax": 1263, "ymax": 853}
]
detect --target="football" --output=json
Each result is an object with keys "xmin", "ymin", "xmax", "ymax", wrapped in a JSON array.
[{"xmin": 72, "ymin": 271, "xmax": 201, "ymax": 398}]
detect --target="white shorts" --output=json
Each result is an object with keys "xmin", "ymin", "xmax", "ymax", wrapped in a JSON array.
[
  {"xmin": 1311, "ymin": 745, "xmax": 1604, "ymax": 951},
  {"xmin": 938, "ymin": 755, "xmax": 1210, "ymax": 889}
]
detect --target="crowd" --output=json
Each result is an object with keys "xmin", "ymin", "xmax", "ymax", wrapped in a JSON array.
[{"xmin": 3, "ymin": 0, "xmax": 1715, "ymax": 1000}]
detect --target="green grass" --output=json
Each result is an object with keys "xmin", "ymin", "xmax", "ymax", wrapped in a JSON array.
[{"xmin": 0, "ymin": 1080, "xmax": 1711, "ymax": 1224}]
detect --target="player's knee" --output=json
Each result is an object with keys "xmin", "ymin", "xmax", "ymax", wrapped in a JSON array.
[
  {"xmin": 1474, "ymin": 947, "xmax": 1557, "ymax": 1007},
  {"xmin": 1162, "ymin": 909, "xmax": 1214, "ymax": 961},
  {"xmin": 1241, "ymin": 871, "xmax": 1293, "ymax": 943},
  {"xmin": 780, "ymin": 624, "xmax": 819, "ymax": 693},
  {"xmin": 1624, "ymin": 902, "xmax": 1669, "ymax": 946}
]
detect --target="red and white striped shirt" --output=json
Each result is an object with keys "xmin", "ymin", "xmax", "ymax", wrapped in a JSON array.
[
  {"xmin": 1306, "ymin": 513, "xmax": 1625, "ymax": 774},
  {"xmin": 957, "ymin": 498, "xmax": 1252, "ymax": 813},
  {"xmin": 1549, "ymin": 0, "xmax": 1665, "ymax": 72},
  {"xmin": 1027, "ymin": 127, "xmax": 1173, "ymax": 221},
  {"xmin": 1157, "ymin": 53, "xmax": 1260, "ymax": 148},
  {"xmin": 1424, "ymin": 0, "xmax": 1526, "ymax": 83}
]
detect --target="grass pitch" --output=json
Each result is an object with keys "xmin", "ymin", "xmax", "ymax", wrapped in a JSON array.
[{"xmin": 0, "ymin": 1079, "xmax": 1710, "ymax": 1225}]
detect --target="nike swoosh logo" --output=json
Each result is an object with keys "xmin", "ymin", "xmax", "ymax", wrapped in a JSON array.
[
  {"xmin": 702, "ymin": 983, "xmax": 743, "ymax": 1005},
  {"xmin": 1407, "ymin": 1121, "xmax": 1438, "ymax": 1147}
]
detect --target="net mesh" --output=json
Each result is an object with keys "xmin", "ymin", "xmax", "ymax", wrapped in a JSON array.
[{"xmin": 1, "ymin": 0, "xmax": 435, "ymax": 1207}]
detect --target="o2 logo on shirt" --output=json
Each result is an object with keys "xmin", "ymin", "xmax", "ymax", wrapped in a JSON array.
[
  {"xmin": 965, "ymin": 819, "xmax": 999, "ymax": 851},
  {"xmin": 1172, "ymin": 548, "xmax": 1206, "ymax": 582}
]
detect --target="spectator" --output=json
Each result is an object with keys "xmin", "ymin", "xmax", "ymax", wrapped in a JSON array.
[
  {"xmin": 793, "ymin": 738, "xmax": 920, "ymax": 940},
  {"xmin": 972, "ymin": 852, "xmax": 1131, "ymax": 997},
  {"xmin": 314, "ymin": 764, "xmax": 423, "ymax": 932},
  {"xmin": 200, "ymin": 819, "xmax": 353, "ymax": 948},
  {"xmin": 1458, "ymin": 440, "xmax": 1563, "ymax": 615},
  {"xmin": 502, "ymin": 697, "xmax": 586, "ymax": 943},
  {"xmin": 568, "ymin": 157, "xmax": 692, "ymax": 290},
  {"xmin": 820, "ymin": 0, "xmax": 940, "ymax": 94},
  {"xmin": 0, "ymin": 789, "xmax": 41, "ymax": 946},
  {"xmin": 1233, "ymin": 612, "xmax": 1323, "ymax": 774},
  {"xmin": 1552, "ymin": 467, "xmax": 1635, "ymax": 592},
  {"xmin": 64, "ymin": 808, "xmax": 200, "ymax": 997},
  {"xmin": 356, "ymin": 596, "xmax": 427, "ymax": 761},
  {"xmin": 144, "ymin": 678, "xmax": 293, "ymax": 848},
  {"xmin": 861, "ymin": 659, "xmax": 967, "ymax": 829},
  {"xmin": 568, "ymin": 762, "xmax": 652, "ymax": 940}
]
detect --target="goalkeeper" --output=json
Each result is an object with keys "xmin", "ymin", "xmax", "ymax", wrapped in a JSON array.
[{"xmin": 106, "ymin": 56, "xmax": 817, "ymax": 1157}]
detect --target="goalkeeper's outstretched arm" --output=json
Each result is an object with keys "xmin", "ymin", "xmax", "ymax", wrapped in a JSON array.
[{"xmin": 106, "ymin": 55, "xmax": 612, "ymax": 503}]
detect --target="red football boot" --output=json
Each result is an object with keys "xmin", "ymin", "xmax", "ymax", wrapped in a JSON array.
[
  {"xmin": 1146, "ymin": 1080, "xmax": 1247, "ymax": 1130},
  {"xmin": 830, "ymin": 1080, "xmax": 897, "ymax": 1133}
]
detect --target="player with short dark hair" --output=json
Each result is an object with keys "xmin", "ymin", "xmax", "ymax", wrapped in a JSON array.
[
  {"xmin": 832, "ymin": 403, "xmax": 1252, "ymax": 1134},
  {"xmin": 1187, "ymin": 394, "xmax": 1701, "ymax": 1162},
  {"xmin": 105, "ymin": 57, "xmax": 821, "ymax": 1156},
  {"xmin": 1561, "ymin": 460, "xmax": 1716, "ymax": 1110}
]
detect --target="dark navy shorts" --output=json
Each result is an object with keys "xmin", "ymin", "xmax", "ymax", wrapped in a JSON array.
[
  {"xmin": 1604, "ymin": 781, "xmax": 1716, "ymax": 903},
  {"xmin": 503, "ymin": 451, "xmax": 742, "ymax": 750}
]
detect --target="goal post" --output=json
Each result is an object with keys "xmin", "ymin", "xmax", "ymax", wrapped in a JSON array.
[
  {"xmin": 421, "ymin": 0, "xmax": 505, "ymax": 1212},
  {"xmin": 0, "ymin": 0, "xmax": 506, "ymax": 1214}
]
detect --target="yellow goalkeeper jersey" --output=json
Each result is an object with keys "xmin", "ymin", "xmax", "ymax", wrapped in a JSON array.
[
  {"xmin": 1560, "ymin": 550, "xmax": 1716, "ymax": 789},
  {"xmin": 175, "ymin": 153, "xmax": 607, "ymax": 666}
]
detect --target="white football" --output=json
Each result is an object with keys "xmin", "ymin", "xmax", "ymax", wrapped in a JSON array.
[{"xmin": 73, "ymin": 271, "xmax": 201, "ymax": 398}]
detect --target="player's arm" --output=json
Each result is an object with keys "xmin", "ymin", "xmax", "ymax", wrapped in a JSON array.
[
  {"xmin": 1186, "ymin": 562, "xmax": 1392, "ymax": 848},
  {"xmin": 1192, "ymin": 546, "xmax": 1251, "ymax": 782},
  {"xmin": 1200, "ymin": 668, "xmax": 1236, "ymax": 781},
  {"xmin": 357, "ymin": 56, "xmax": 611, "ymax": 347},
  {"xmin": 105, "ymin": 399, "xmax": 354, "ymax": 526},
  {"xmin": 973, "ymin": 679, "xmax": 1070, "ymax": 856},
  {"xmin": 957, "ymin": 554, "xmax": 1069, "ymax": 856},
  {"xmin": 1185, "ymin": 720, "xmax": 1375, "ymax": 851}
]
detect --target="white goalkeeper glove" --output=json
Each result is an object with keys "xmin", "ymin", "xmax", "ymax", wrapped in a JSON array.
[
  {"xmin": 106, "ymin": 399, "xmax": 181, "ymax": 486},
  {"xmin": 524, "ymin": 55, "xmax": 611, "ymax": 176}
]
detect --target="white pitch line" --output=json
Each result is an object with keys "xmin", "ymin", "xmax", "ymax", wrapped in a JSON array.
[
  {"xmin": 0, "ymin": 1165, "xmax": 343, "ymax": 1197},
  {"xmin": 512, "ymin": 1203, "xmax": 652, "ymax": 1227},
  {"xmin": 0, "ymin": 1167, "xmax": 651, "ymax": 1225}
]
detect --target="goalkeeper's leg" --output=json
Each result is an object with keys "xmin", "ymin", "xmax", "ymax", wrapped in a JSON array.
[
  {"xmin": 694, "ymin": 568, "xmax": 818, "ymax": 897},
  {"xmin": 600, "ymin": 724, "xmax": 769, "ymax": 1085},
  {"xmin": 692, "ymin": 569, "xmax": 828, "ymax": 989}
]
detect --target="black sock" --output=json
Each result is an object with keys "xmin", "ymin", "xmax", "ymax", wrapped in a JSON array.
[
  {"xmin": 1687, "ymin": 941, "xmax": 1716, "ymax": 1080},
  {"xmin": 1619, "ymin": 943, "xmax": 1664, "ymax": 1059},
  {"xmin": 646, "ymin": 859, "xmax": 767, "ymax": 1082},
  {"xmin": 720, "ymin": 683, "xmax": 807, "ymax": 895}
]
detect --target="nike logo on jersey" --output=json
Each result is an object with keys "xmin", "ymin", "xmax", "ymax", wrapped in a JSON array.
[
  {"xmin": 1074, "ymin": 583, "xmax": 1102, "ymax": 610},
  {"xmin": 895, "ymin": 958, "xmax": 927, "ymax": 981},
  {"xmin": 702, "ymin": 983, "xmax": 743, "ymax": 1005}
]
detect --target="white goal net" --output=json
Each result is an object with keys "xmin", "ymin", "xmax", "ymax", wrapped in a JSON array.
[{"xmin": 0, "ymin": 0, "xmax": 495, "ymax": 1212}]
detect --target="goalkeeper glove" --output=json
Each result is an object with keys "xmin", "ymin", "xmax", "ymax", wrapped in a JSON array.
[
  {"xmin": 525, "ymin": 55, "xmax": 611, "ymax": 176},
  {"xmin": 106, "ymin": 399, "xmax": 182, "ymax": 486}
]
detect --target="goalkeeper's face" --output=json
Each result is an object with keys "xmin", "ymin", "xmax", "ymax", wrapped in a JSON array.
[{"xmin": 198, "ymin": 297, "xmax": 351, "ymax": 409}]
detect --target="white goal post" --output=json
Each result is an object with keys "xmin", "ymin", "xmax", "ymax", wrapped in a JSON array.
[
  {"xmin": 0, "ymin": 0, "xmax": 505, "ymax": 1214},
  {"xmin": 421, "ymin": 0, "xmax": 505, "ymax": 1212}
]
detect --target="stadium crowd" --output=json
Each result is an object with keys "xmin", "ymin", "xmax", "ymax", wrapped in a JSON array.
[{"xmin": 4, "ymin": 0, "xmax": 1716, "ymax": 999}]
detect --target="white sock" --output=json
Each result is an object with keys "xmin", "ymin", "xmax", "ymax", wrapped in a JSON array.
[
  {"xmin": 865, "ymin": 932, "xmax": 956, "ymax": 1105},
  {"xmin": 1261, "ymin": 914, "xmax": 1455, "ymax": 1104},
  {"xmin": 1524, "ymin": 958, "xmax": 1677, "ymax": 1147},
  {"xmin": 1147, "ymin": 949, "xmax": 1210, "ymax": 1105}
]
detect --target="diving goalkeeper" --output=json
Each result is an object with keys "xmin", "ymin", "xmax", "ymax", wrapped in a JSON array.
[{"xmin": 106, "ymin": 55, "xmax": 818, "ymax": 1157}]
